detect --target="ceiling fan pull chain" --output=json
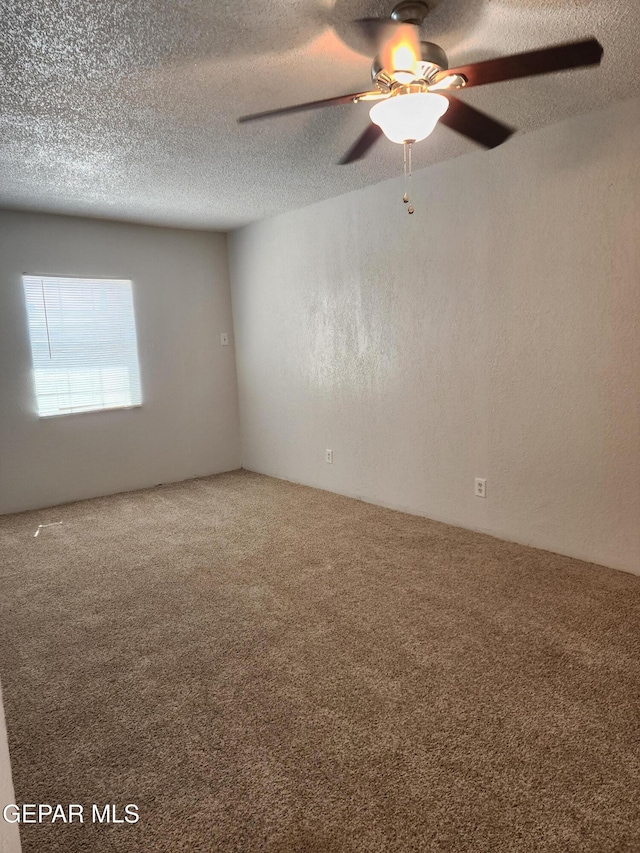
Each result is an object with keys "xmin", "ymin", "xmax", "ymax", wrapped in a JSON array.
[
  {"xmin": 405, "ymin": 141, "xmax": 414, "ymax": 214},
  {"xmin": 403, "ymin": 141, "xmax": 409, "ymax": 204}
]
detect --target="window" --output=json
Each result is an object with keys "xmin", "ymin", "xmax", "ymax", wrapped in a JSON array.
[{"xmin": 23, "ymin": 275, "xmax": 142, "ymax": 418}]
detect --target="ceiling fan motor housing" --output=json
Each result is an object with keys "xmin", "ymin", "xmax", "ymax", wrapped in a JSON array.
[
  {"xmin": 371, "ymin": 40, "xmax": 449, "ymax": 87},
  {"xmin": 390, "ymin": 1, "xmax": 431, "ymax": 25}
]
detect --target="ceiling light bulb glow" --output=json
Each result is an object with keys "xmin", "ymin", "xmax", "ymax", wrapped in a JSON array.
[
  {"xmin": 369, "ymin": 93, "xmax": 449, "ymax": 145},
  {"xmin": 391, "ymin": 43, "xmax": 418, "ymax": 83},
  {"xmin": 394, "ymin": 69, "xmax": 417, "ymax": 84}
]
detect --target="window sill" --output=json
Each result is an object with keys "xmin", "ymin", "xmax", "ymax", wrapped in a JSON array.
[{"xmin": 38, "ymin": 404, "xmax": 142, "ymax": 419}]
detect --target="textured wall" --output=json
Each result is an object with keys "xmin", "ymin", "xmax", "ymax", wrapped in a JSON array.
[
  {"xmin": 229, "ymin": 96, "xmax": 640, "ymax": 576},
  {"xmin": 0, "ymin": 212, "xmax": 241, "ymax": 513},
  {"xmin": 0, "ymin": 680, "xmax": 20, "ymax": 853}
]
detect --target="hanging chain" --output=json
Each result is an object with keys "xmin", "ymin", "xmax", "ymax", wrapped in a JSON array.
[
  {"xmin": 403, "ymin": 142, "xmax": 409, "ymax": 204},
  {"xmin": 402, "ymin": 142, "xmax": 415, "ymax": 214}
]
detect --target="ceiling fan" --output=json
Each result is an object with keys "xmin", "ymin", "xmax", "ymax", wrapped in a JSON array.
[{"xmin": 238, "ymin": 1, "xmax": 604, "ymax": 166}]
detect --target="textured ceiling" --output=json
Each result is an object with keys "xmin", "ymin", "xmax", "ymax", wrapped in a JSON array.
[{"xmin": 1, "ymin": 0, "xmax": 639, "ymax": 230}]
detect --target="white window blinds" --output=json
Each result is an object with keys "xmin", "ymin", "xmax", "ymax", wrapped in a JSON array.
[{"xmin": 23, "ymin": 275, "xmax": 142, "ymax": 418}]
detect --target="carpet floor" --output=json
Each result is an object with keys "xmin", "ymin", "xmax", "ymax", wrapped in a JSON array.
[{"xmin": 0, "ymin": 470, "xmax": 639, "ymax": 852}]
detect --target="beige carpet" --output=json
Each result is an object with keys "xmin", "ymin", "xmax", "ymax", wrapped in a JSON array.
[{"xmin": 0, "ymin": 470, "xmax": 639, "ymax": 852}]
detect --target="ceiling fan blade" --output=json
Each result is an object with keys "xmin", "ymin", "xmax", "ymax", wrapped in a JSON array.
[
  {"xmin": 338, "ymin": 124, "xmax": 384, "ymax": 165},
  {"xmin": 238, "ymin": 92, "xmax": 365, "ymax": 123},
  {"xmin": 439, "ymin": 95, "xmax": 514, "ymax": 149},
  {"xmin": 435, "ymin": 38, "xmax": 603, "ymax": 89}
]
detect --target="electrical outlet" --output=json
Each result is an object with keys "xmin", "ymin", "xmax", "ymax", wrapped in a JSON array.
[
  {"xmin": 220, "ymin": 333, "xmax": 229, "ymax": 346},
  {"xmin": 325, "ymin": 449, "xmax": 333, "ymax": 464},
  {"xmin": 475, "ymin": 478, "xmax": 487, "ymax": 499}
]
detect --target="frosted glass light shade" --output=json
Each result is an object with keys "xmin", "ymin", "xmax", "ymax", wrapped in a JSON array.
[{"xmin": 369, "ymin": 93, "xmax": 449, "ymax": 144}]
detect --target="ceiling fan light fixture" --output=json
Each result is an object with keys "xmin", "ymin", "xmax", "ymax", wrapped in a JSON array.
[
  {"xmin": 369, "ymin": 92, "xmax": 449, "ymax": 144},
  {"xmin": 393, "ymin": 69, "xmax": 417, "ymax": 84}
]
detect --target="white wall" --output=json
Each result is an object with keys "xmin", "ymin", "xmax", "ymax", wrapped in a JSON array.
[
  {"xmin": 0, "ymin": 211, "xmax": 241, "ymax": 513},
  {"xmin": 0, "ymin": 681, "xmax": 20, "ymax": 853},
  {"xmin": 229, "ymin": 96, "xmax": 640, "ymax": 576}
]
